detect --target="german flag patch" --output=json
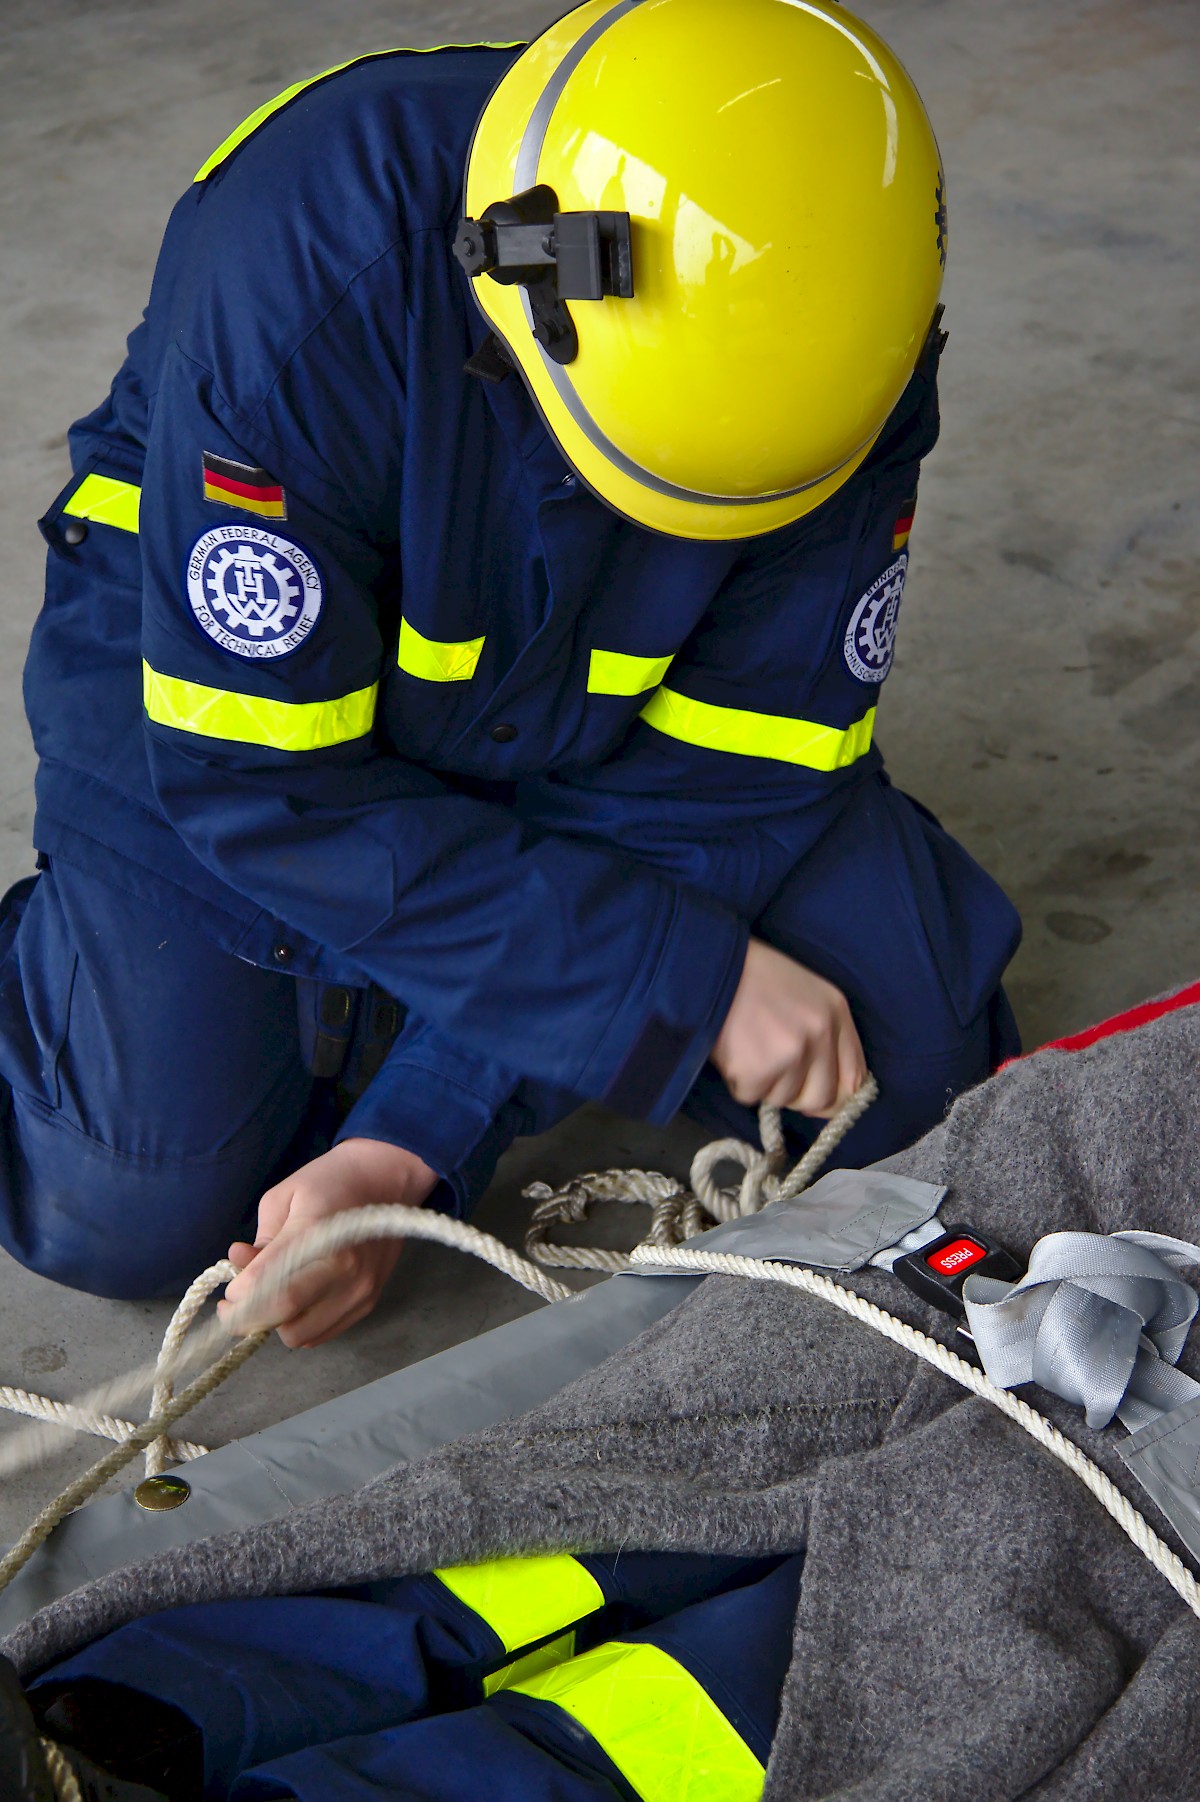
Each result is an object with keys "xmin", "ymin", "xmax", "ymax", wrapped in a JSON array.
[
  {"xmin": 202, "ymin": 452, "xmax": 287, "ymax": 520},
  {"xmin": 892, "ymin": 489, "xmax": 917, "ymax": 553}
]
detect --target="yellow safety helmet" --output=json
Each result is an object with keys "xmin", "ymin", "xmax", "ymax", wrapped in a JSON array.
[{"xmin": 454, "ymin": 0, "xmax": 947, "ymax": 541}]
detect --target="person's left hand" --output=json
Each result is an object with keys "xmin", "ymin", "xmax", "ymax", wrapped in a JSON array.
[{"xmin": 217, "ymin": 1137, "xmax": 440, "ymax": 1349}]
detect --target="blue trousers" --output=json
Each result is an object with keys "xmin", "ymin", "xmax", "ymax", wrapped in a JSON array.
[
  {"xmin": 0, "ymin": 779, "xmax": 1019, "ymax": 1298},
  {"xmin": 32, "ymin": 1553, "xmax": 802, "ymax": 1800}
]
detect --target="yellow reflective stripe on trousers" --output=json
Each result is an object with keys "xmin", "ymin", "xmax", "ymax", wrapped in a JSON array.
[
  {"xmin": 143, "ymin": 663, "xmax": 377, "ymax": 751},
  {"xmin": 587, "ymin": 649, "xmax": 675, "ymax": 697},
  {"xmin": 397, "ymin": 618, "xmax": 485, "ymax": 683},
  {"xmin": 434, "ymin": 1554, "xmax": 605, "ymax": 1656},
  {"xmin": 62, "ymin": 474, "xmax": 141, "ymax": 534},
  {"xmin": 195, "ymin": 43, "xmax": 524, "ymax": 181},
  {"xmin": 484, "ymin": 1630, "xmax": 577, "ymax": 1698},
  {"xmin": 641, "ymin": 686, "xmax": 876, "ymax": 772},
  {"xmin": 511, "ymin": 1640, "xmax": 765, "ymax": 1802}
]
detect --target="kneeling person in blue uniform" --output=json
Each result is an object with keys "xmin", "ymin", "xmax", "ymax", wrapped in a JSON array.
[{"xmin": 2, "ymin": 0, "xmax": 1020, "ymax": 1344}]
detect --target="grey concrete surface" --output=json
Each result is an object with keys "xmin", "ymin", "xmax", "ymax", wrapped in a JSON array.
[{"xmin": 0, "ymin": 1, "xmax": 1196, "ymax": 1545}]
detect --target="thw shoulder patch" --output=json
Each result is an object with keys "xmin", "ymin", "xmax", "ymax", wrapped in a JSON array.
[
  {"xmin": 844, "ymin": 554, "xmax": 907, "ymax": 685},
  {"xmin": 186, "ymin": 525, "xmax": 322, "ymax": 660},
  {"xmin": 202, "ymin": 452, "xmax": 287, "ymax": 520}
]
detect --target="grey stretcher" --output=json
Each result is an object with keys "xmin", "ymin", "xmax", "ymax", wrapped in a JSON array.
[
  {"xmin": 0, "ymin": 1271, "xmax": 701, "ymax": 1638},
  {"xmin": 0, "ymin": 1165, "xmax": 948, "ymax": 1637}
]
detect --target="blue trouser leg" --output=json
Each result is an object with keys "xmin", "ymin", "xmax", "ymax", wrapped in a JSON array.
[
  {"xmin": 231, "ymin": 1558, "xmax": 804, "ymax": 1801},
  {"xmin": 233, "ymin": 1709, "xmax": 632, "ymax": 1802},
  {"xmin": 32, "ymin": 1555, "xmax": 785, "ymax": 1798},
  {"xmin": 0, "ymin": 859, "xmax": 314, "ymax": 1297},
  {"xmin": 33, "ymin": 1588, "xmax": 496, "ymax": 1797},
  {"xmin": 682, "ymin": 773, "xmax": 1022, "ymax": 1167}
]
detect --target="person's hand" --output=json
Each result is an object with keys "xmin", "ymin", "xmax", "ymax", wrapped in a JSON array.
[
  {"xmin": 710, "ymin": 938, "xmax": 867, "ymax": 1116},
  {"xmin": 217, "ymin": 1138, "xmax": 440, "ymax": 1349}
]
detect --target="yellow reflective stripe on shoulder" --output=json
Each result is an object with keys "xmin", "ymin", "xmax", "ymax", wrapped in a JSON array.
[
  {"xmin": 484, "ymin": 1629, "xmax": 576, "ymax": 1698},
  {"xmin": 641, "ymin": 686, "xmax": 876, "ymax": 772},
  {"xmin": 397, "ymin": 618, "xmax": 485, "ymax": 683},
  {"xmin": 433, "ymin": 1554, "xmax": 605, "ymax": 1656},
  {"xmin": 62, "ymin": 474, "xmax": 141, "ymax": 535},
  {"xmin": 511, "ymin": 1640, "xmax": 765, "ymax": 1802},
  {"xmin": 587, "ymin": 649, "xmax": 675, "ymax": 697},
  {"xmin": 143, "ymin": 662, "xmax": 377, "ymax": 751},
  {"xmin": 195, "ymin": 43, "xmax": 525, "ymax": 181}
]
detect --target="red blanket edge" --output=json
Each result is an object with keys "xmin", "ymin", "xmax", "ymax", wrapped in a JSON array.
[{"xmin": 1006, "ymin": 978, "xmax": 1200, "ymax": 1064}]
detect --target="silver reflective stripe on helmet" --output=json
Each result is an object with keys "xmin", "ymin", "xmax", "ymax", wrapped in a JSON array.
[{"xmin": 510, "ymin": 0, "xmax": 868, "ymax": 513}]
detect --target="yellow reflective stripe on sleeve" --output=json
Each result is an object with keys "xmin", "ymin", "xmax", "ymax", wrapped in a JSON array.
[
  {"xmin": 142, "ymin": 662, "xmax": 377, "ymax": 751},
  {"xmin": 195, "ymin": 44, "xmax": 525, "ymax": 181},
  {"xmin": 397, "ymin": 618, "xmax": 485, "ymax": 683},
  {"xmin": 511, "ymin": 1640, "xmax": 765, "ymax": 1802},
  {"xmin": 587, "ymin": 649, "xmax": 675, "ymax": 697},
  {"xmin": 484, "ymin": 1630, "xmax": 577, "ymax": 1698},
  {"xmin": 62, "ymin": 474, "xmax": 141, "ymax": 535},
  {"xmin": 641, "ymin": 686, "xmax": 876, "ymax": 772},
  {"xmin": 434, "ymin": 1554, "xmax": 605, "ymax": 1656}
]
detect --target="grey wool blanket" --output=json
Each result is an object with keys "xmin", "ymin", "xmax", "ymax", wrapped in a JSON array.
[{"xmin": 5, "ymin": 999, "xmax": 1200, "ymax": 1800}]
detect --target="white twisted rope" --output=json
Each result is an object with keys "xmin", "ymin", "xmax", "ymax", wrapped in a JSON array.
[
  {"xmin": 39, "ymin": 1738, "xmax": 83, "ymax": 1802},
  {"xmin": 0, "ymin": 1331, "xmax": 270, "ymax": 1598},
  {"xmin": 524, "ymin": 1076, "xmax": 880, "ymax": 1270},
  {"xmin": 0, "ymin": 1207, "xmax": 571, "ymax": 1596},
  {"xmin": 1, "ymin": 1081, "xmax": 1197, "ymax": 1635},
  {"xmin": 524, "ymin": 1170, "xmax": 709, "ymax": 1273},
  {"xmin": 0, "ymin": 1261, "xmax": 235, "ymax": 1477},
  {"xmin": 0, "ymin": 1386, "xmax": 210, "ymax": 1467},
  {"xmin": 628, "ymin": 1241, "xmax": 1200, "ymax": 1622}
]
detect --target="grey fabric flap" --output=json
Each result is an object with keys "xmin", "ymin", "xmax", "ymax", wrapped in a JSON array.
[
  {"xmin": 1118, "ymin": 1392, "xmax": 1200, "ymax": 1565},
  {"xmin": 636, "ymin": 1170, "xmax": 946, "ymax": 1275}
]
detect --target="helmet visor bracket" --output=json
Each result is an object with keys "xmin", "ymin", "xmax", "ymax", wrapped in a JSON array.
[{"xmin": 454, "ymin": 184, "xmax": 634, "ymax": 365}]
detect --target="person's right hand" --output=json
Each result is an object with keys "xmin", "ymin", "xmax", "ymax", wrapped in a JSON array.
[{"xmin": 710, "ymin": 938, "xmax": 867, "ymax": 1116}]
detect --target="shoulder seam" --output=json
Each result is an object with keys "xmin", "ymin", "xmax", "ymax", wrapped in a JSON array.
[{"xmin": 171, "ymin": 344, "xmax": 351, "ymax": 515}]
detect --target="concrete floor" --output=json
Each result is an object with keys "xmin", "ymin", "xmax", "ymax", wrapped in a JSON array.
[{"xmin": 0, "ymin": 0, "xmax": 1196, "ymax": 1545}]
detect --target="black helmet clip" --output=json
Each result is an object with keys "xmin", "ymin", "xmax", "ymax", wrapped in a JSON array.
[{"xmin": 454, "ymin": 185, "xmax": 634, "ymax": 365}]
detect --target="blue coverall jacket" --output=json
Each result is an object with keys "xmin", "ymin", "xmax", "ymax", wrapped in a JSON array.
[{"xmin": 25, "ymin": 44, "xmax": 1021, "ymax": 1226}]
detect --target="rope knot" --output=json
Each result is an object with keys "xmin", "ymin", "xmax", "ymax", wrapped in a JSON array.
[{"xmin": 523, "ymin": 1077, "xmax": 879, "ymax": 1273}]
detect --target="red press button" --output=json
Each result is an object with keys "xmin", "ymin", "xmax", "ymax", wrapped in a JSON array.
[{"xmin": 926, "ymin": 1237, "xmax": 987, "ymax": 1277}]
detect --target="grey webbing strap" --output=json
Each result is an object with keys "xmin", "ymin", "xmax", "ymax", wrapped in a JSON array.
[
  {"xmin": 962, "ymin": 1231, "xmax": 1200, "ymax": 1431},
  {"xmin": 963, "ymin": 1230, "xmax": 1200, "ymax": 1563},
  {"xmin": 640, "ymin": 1177, "xmax": 1200, "ymax": 1567},
  {"xmin": 869, "ymin": 1217, "xmax": 946, "ymax": 1272}
]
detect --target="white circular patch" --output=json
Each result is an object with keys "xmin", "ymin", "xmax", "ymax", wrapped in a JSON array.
[
  {"xmin": 186, "ymin": 526, "xmax": 322, "ymax": 661},
  {"xmin": 843, "ymin": 553, "xmax": 907, "ymax": 685}
]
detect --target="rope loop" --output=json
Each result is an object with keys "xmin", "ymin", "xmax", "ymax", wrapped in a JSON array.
[
  {"xmin": 523, "ymin": 1170, "xmax": 713, "ymax": 1272},
  {"xmin": 526, "ymin": 1075, "xmax": 880, "ymax": 1267}
]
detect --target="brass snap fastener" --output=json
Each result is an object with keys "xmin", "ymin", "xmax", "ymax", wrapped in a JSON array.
[{"xmin": 134, "ymin": 1474, "xmax": 191, "ymax": 1512}]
